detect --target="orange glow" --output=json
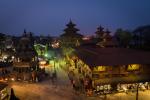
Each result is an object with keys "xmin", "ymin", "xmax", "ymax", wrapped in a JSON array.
[{"xmin": 39, "ymin": 61, "xmax": 47, "ymax": 65}]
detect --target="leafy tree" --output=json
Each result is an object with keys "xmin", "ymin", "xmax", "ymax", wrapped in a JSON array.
[
  {"xmin": 133, "ymin": 25, "xmax": 150, "ymax": 49},
  {"xmin": 0, "ymin": 33, "xmax": 6, "ymax": 55},
  {"xmin": 143, "ymin": 28, "xmax": 150, "ymax": 46},
  {"xmin": 115, "ymin": 29, "xmax": 132, "ymax": 47},
  {"xmin": 0, "ymin": 33, "xmax": 5, "ymax": 43}
]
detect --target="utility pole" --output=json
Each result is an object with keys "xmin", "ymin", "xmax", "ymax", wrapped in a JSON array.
[
  {"xmin": 53, "ymin": 58, "xmax": 56, "ymax": 71},
  {"xmin": 136, "ymin": 83, "xmax": 139, "ymax": 100}
]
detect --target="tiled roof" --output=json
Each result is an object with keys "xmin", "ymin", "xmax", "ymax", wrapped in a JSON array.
[{"xmin": 75, "ymin": 46, "xmax": 150, "ymax": 67}]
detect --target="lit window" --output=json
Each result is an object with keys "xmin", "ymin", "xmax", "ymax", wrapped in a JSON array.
[
  {"xmin": 98, "ymin": 66, "xmax": 106, "ymax": 71},
  {"xmin": 94, "ymin": 66, "xmax": 106, "ymax": 72},
  {"xmin": 127, "ymin": 64, "xmax": 140, "ymax": 71}
]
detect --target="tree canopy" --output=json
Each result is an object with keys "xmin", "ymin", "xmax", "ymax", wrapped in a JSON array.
[{"xmin": 115, "ymin": 28, "xmax": 132, "ymax": 47}]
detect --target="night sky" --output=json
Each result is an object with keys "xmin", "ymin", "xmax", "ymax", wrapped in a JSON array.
[{"xmin": 0, "ymin": 0, "xmax": 150, "ymax": 36}]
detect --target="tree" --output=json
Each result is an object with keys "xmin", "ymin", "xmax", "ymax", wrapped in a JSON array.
[
  {"xmin": 0, "ymin": 33, "xmax": 5, "ymax": 44},
  {"xmin": 114, "ymin": 29, "xmax": 132, "ymax": 47},
  {"xmin": 0, "ymin": 33, "xmax": 6, "ymax": 55},
  {"xmin": 143, "ymin": 28, "xmax": 150, "ymax": 46},
  {"xmin": 133, "ymin": 25, "xmax": 150, "ymax": 49}
]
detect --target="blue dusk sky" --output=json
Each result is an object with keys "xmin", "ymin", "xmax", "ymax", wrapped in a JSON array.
[{"xmin": 0, "ymin": 0, "xmax": 150, "ymax": 36}]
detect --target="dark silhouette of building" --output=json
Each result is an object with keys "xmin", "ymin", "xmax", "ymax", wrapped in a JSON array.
[
  {"xmin": 96, "ymin": 28, "xmax": 118, "ymax": 47},
  {"xmin": 13, "ymin": 31, "xmax": 38, "ymax": 81},
  {"xmin": 15, "ymin": 31, "xmax": 37, "ymax": 62},
  {"xmin": 95, "ymin": 26, "xmax": 105, "ymax": 40}
]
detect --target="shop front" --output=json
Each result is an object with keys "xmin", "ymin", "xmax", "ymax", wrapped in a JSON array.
[
  {"xmin": 117, "ymin": 82, "xmax": 150, "ymax": 93},
  {"xmin": 92, "ymin": 74, "xmax": 150, "ymax": 94},
  {"xmin": 93, "ymin": 84, "xmax": 112, "ymax": 95}
]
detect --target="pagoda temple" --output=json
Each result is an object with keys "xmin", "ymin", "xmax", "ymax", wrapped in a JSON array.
[
  {"xmin": 95, "ymin": 26, "xmax": 105, "ymax": 40},
  {"xmin": 60, "ymin": 20, "xmax": 83, "ymax": 48},
  {"xmin": 13, "ymin": 31, "xmax": 38, "ymax": 81},
  {"xmin": 96, "ymin": 28, "xmax": 118, "ymax": 47}
]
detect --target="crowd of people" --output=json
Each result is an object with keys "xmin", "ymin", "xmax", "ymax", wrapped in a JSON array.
[{"xmin": 68, "ymin": 70, "xmax": 93, "ymax": 96}]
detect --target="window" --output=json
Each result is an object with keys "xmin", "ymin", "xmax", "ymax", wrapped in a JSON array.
[
  {"xmin": 93, "ymin": 66, "xmax": 106, "ymax": 72},
  {"xmin": 98, "ymin": 66, "xmax": 106, "ymax": 71},
  {"xmin": 127, "ymin": 64, "xmax": 140, "ymax": 71}
]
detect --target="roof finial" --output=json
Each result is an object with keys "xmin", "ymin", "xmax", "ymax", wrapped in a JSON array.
[
  {"xmin": 23, "ymin": 29, "xmax": 27, "ymax": 37},
  {"xmin": 24, "ymin": 29, "xmax": 27, "ymax": 33},
  {"xmin": 69, "ymin": 18, "xmax": 73, "ymax": 23},
  {"xmin": 70, "ymin": 18, "xmax": 72, "ymax": 21}
]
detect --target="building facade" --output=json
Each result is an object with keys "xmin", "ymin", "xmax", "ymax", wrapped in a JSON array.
[{"xmin": 74, "ymin": 45, "xmax": 150, "ymax": 94}]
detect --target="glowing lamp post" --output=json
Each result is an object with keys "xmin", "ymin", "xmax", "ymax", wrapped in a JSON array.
[{"xmin": 39, "ymin": 60, "xmax": 47, "ymax": 69}]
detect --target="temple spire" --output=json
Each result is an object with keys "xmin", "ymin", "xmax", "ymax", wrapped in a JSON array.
[
  {"xmin": 24, "ymin": 29, "xmax": 27, "ymax": 34},
  {"xmin": 95, "ymin": 25, "xmax": 104, "ymax": 38},
  {"xmin": 67, "ymin": 19, "xmax": 76, "ymax": 27},
  {"xmin": 105, "ymin": 29, "xmax": 110, "ymax": 35},
  {"xmin": 60, "ymin": 20, "xmax": 83, "ymax": 47},
  {"xmin": 69, "ymin": 18, "xmax": 72, "ymax": 23},
  {"xmin": 23, "ymin": 29, "xmax": 27, "ymax": 37},
  {"xmin": 63, "ymin": 20, "xmax": 79, "ymax": 35}
]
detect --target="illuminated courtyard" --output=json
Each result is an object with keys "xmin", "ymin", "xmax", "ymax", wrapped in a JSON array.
[
  {"xmin": 6, "ymin": 58, "xmax": 150, "ymax": 100},
  {"xmin": 8, "ymin": 76, "xmax": 150, "ymax": 100}
]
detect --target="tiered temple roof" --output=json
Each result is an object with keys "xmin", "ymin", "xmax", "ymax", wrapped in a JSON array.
[
  {"xmin": 61, "ymin": 20, "xmax": 83, "ymax": 38},
  {"xmin": 15, "ymin": 31, "xmax": 37, "ymax": 63}
]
